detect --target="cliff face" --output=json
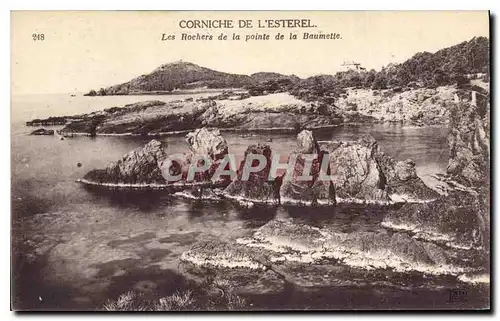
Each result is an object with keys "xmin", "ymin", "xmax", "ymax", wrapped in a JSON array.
[
  {"xmin": 335, "ymin": 86, "xmax": 456, "ymax": 125},
  {"xmin": 446, "ymin": 89, "xmax": 490, "ymax": 187},
  {"xmin": 385, "ymin": 87, "xmax": 490, "ymax": 253}
]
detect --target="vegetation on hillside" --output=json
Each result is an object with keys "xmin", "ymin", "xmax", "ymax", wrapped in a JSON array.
[{"xmin": 289, "ymin": 36, "xmax": 489, "ymax": 101}]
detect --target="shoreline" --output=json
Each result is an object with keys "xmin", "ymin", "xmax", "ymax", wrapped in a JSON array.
[
  {"xmin": 40, "ymin": 123, "xmax": 449, "ymax": 138},
  {"xmin": 77, "ymin": 178, "xmax": 437, "ymax": 206}
]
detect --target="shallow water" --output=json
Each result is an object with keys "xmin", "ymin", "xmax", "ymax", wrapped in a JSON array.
[{"xmin": 11, "ymin": 94, "xmax": 488, "ymax": 310}]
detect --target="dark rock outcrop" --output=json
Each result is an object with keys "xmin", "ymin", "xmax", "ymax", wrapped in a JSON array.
[
  {"xmin": 82, "ymin": 139, "xmax": 168, "ymax": 185},
  {"xmin": 26, "ymin": 117, "xmax": 67, "ymax": 127},
  {"xmin": 222, "ymin": 144, "xmax": 279, "ymax": 205},
  {"xmin": 279, "ymin": 130, "xmax": 335, "ymax": 205},
  {"xmin": 81, "ymin": 128, "xmax": 232, "ymax": 191},
  {"xmin": 29, "ymin": 128, "xmax": 54, "ymax": 135}
]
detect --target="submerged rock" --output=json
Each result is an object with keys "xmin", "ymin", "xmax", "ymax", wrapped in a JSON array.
[
  {"xmin": 239, "ymin": 219, "xmax": 465, "ymax": 275},
  {"xmin": 383, "ymin": 188, "xmax": 489, "ymax": 252},
  {"xmin": 180, "ymin": 218, "xmax": 475, "ymax": 293},
  {"xmin": 82, "ymin": 139, "xmax": 168, "ymax": 185},
  {"xmin": 179, "ymin": 239, "xmax": 286, "ymax": 296},
  {"xmin": 29, "ymin": 128, "xmax": 54, "ymax": 135}
]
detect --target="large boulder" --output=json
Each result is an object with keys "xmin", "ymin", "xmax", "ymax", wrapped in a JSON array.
[
  {"xmin": 279, "ymin": 130, "xmax": 335, "ymax": 205},
  {"xmin": 322, "ymin": 137, "xmax": 388, "ymax": 202},
  {"xmin": 161, "ymin": 128, "xmax": 231, "ymax": 186},
  {"xmin": 185, "ymin": 128, "xmax": 228, "ymax": 160},
  {"xmin": 296, "ymin": 130, "xmax": 320, "ymax": 154},
  {"xmin": 223, "ymin": 144, "xmax": 279, "ymax": 204},
  {"xmin": 82, "ymin": 139, "xmax": 167, "ymax": 185}
]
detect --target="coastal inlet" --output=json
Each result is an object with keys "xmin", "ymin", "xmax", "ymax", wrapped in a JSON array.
[{"xmin": 12, "ymin": 92, "xmax": 488, "ymax": 311}]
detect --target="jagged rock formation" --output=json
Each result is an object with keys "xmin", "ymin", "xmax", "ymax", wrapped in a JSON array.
[
  {"xmin": 80, "ymin": 128, "xmax": 232, "ymax": 190},
  {"xmin": 321, "ymin": 134, "xmax": 438, "ymax": 203},
  {"xmin": 162, "ymin": 128, "xmax": 231, "ymax": 186},
  {"xmin": 279, "ymin": 130, "xmax": 335, "ymax": 205},
  {"xmin": 82, "ymin": 140, "xmax": 168, "ymax": 185},
  {"xmin": 185, "ymin": 128, "xmax": 228, "ymax": 160},
  {"xmin": 29, "ymin": 128, "xmax": 54, "ymax": 135}
]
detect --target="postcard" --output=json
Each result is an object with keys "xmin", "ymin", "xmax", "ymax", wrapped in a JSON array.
[{"xmin": 11, "ymin": 11, "xmax": 490, "ymax": 311}]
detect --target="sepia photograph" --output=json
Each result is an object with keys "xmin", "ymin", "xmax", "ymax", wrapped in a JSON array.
[{"xmin": 10, "ymin": 10, "xmax": 490, "ymax": 311}]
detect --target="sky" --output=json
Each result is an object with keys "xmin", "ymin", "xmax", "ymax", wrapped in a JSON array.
[{"xmin": 11, "ymin": 11, "xmax": 490, "ymax": 95}]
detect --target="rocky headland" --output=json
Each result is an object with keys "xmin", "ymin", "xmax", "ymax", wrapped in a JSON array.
[
  {"xmin": 29, "ymin": 128, "xmax": 54, "ymax": 135},
  {"xmin": 27, "ymin": 85, "xmax": 464, "ymax": 137}
]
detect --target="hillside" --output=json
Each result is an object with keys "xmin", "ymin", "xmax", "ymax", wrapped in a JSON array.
[
  {"xmin": 85, "ymin": 37, "xmax": 489, "ymax": 98},
  {"xmin": 84, "ymin": 61, "xmax": 297, "ymax": 96},
  {"xmin": 289, "ymin": 36, "xmax": 489, "ymax": 102}
]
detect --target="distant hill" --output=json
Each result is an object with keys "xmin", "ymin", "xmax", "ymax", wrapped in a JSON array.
[{"xmin": 85, "ymin": 61, "xmax": 298, "ymax": 96}]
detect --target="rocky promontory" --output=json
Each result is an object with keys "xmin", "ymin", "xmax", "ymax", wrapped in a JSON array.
[
  {"xmin": 29, "ymin": 128, "xmax": 54, "ymax": 135},
  {"xmin": 81, "ymin": 139, "xmax": 168, "ymax": 187},
  {"xmin": 80, "ymin": 128, "xmax": 233, "ymax": 191}
]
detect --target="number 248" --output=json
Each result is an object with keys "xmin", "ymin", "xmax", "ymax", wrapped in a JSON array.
[{"xmin": 32, "ymin": 33, "xmax": 45, "ymax": 41}]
